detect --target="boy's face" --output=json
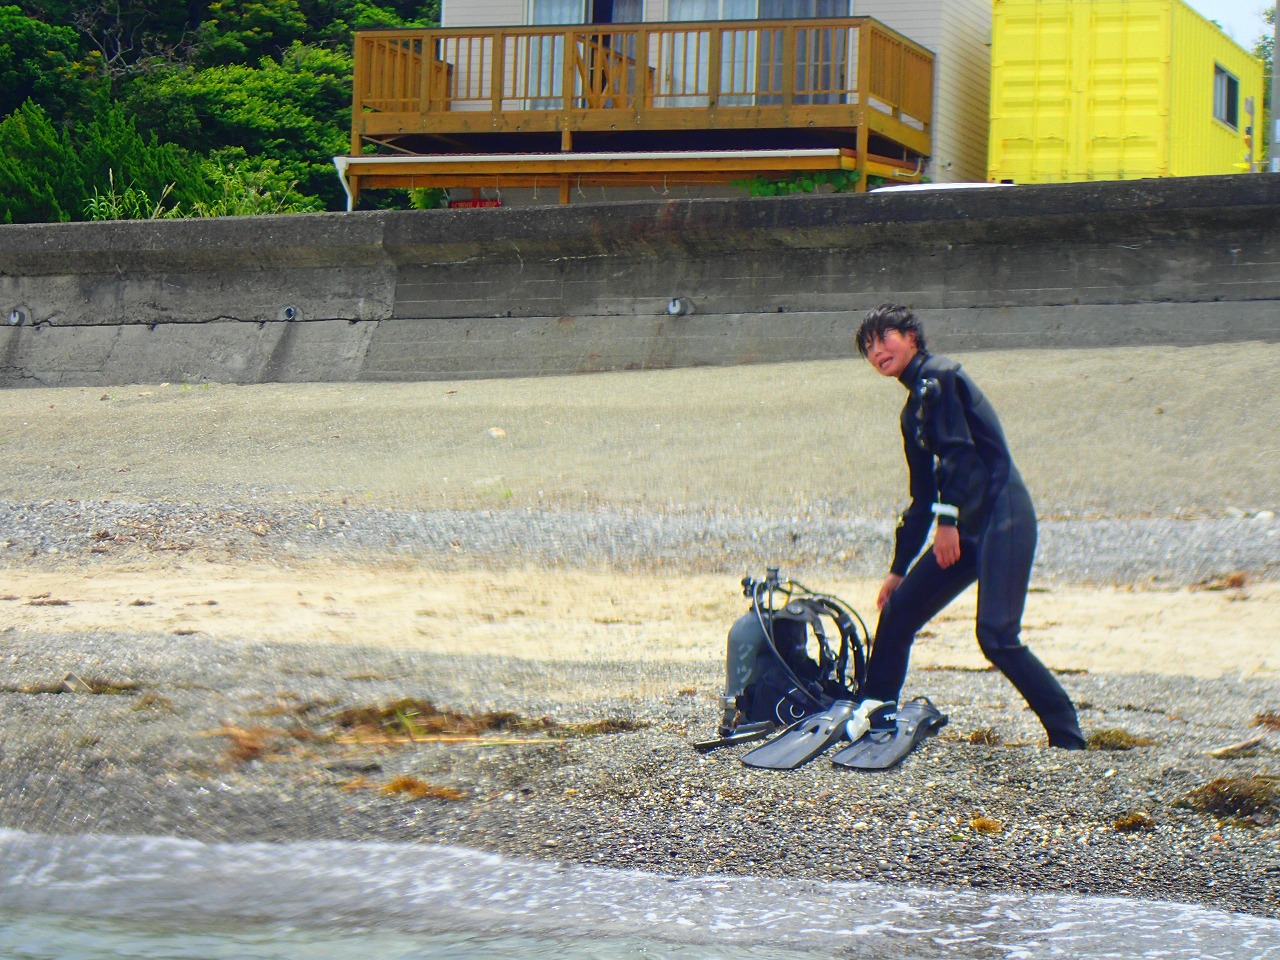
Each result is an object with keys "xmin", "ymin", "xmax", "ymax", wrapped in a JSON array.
[{"xmin": 865, "ymin": 329, "xmax": 919, "ymax": 378}]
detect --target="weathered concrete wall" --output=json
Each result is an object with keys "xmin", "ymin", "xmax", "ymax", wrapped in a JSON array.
[{"xmin": 2, "ymin": 175, "xmax": 1278, "ymax": 387}]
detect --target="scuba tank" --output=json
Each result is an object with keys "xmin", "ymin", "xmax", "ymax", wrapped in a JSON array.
[{"xmin": 699, "ymin": 566, "xmax": 869, "ymax": 751}]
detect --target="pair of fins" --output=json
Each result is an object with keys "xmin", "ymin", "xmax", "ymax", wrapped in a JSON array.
[{"xmin": 739, "ymin": 697, "xmax": 947, "ymax": 771}]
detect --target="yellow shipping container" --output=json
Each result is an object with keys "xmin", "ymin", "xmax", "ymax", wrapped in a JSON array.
[{"xmin": 989, "ymin": 0, "xmax": 1264, "ymax": 182}]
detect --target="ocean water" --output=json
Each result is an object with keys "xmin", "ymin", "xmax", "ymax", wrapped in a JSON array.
[{"xmin": 0, "ymin": 830, "xmax": 1276, "ymax": 960}]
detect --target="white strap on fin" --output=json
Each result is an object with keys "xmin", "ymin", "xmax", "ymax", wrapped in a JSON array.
[{"xmin": 844, "ymin": 699, "xmax": 888, "ymax": 744}]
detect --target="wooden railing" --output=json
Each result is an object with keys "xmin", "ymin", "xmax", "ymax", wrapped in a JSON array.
[{"xmin": 352, "ymin": 19, "xmax": 933, "ymax": 154}]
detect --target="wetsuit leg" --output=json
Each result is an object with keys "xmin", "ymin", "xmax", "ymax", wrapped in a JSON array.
[
  {"xmin": 975, "ymin": 485, "xmax": 1086, "ymax": 749},
  {"xmin": 863, "ymin": 548, "xmax": 977, "ymax": 703}
]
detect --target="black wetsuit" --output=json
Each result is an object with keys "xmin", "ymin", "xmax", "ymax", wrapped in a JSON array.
[{"xmin": 864, "ymin": 351, "xmax": 1086, "ymax": 749}]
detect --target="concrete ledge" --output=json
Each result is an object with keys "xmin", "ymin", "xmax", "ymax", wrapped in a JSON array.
[
  {"xmin": 1, "ymin": 319, "xmax": 377, "ymax": 386},
  {"xmin": 2, "ymin": 175, "xmax": 1279, "ymax": 386}
]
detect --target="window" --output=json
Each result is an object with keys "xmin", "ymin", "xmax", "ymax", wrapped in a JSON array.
[
  {"xmin": 1214, "ymin": 65, "xmax": 1239, "ymax": 129},
  {"xmin": 667, "ymin": 0, "xmax": 755, "ymax": 18},
  {"xmin": 528, "ymin": 0, "xmax": 643, "ymax": 24},
  {"xmin": 593, "ymin": 0, "xmax": 644, "ymax": 22},
  {"xmin": 759, "ymin": 0, "xmax": 849, "ymax": 16},
  {"xmin": 666, "ymin": 0, "xmax": 848, "ymax": 17}
]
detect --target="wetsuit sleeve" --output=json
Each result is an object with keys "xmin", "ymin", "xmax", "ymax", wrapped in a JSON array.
[
  {"xmin": 926, "ymin": 371, "xmax": 988, "ymax": 529},
  {"xmin": 890, "ymin": 429, "xmax": 936, "ymax": 575}
]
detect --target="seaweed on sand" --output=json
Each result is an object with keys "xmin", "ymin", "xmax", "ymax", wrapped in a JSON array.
[
  {"xmin": 1088, "ymin": 728, "xmax": 1157, "ymax": 751},
  {"xmin": 1175, "ymin": 776, "xmax": 1280, "ymax": 826},
  {"xmin": 328, "ymin": 698, "xmax": 645, "ymax": 743}
]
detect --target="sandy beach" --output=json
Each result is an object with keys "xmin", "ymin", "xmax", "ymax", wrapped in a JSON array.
[{"xmin": 1, "ymin": 343, "xmax": 1277, "ymax": 918}]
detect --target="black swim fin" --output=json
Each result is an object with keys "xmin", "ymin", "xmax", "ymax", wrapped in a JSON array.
[
  {"xmin": 830, "ymin": 697, "xmax": 948, "ymax": 771},
  {"xmin": 692, "ymin": 721, "xmax": 777, "ymax": 753},
  {"xmin": 740, "ymin": 700, "xmax": 860, "ymax": 770}
]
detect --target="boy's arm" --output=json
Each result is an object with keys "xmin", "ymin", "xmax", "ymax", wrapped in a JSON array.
[
  {"xmin": 890, "ymin": 431, "xmax": 936, "ymax": 575},
  {"xmin": 926, "ymin": 371, "xmax": 987, "ymax": 531}
]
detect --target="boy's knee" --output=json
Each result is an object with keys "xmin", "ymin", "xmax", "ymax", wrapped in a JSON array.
[
  {"xmin": 976, "ymin": 629, "xmax": 1025, "ymax": 663},
  {"xmin": 981, "ymin": 646, "xmax": 1020, "ymax": 672}
]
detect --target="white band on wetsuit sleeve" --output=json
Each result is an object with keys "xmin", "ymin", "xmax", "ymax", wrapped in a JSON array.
[{"xmin": 931, "ymin": 503, "xmax": 959, "ymax": 519}]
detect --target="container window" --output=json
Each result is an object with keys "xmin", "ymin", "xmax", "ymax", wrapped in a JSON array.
[{"xmin": 1213, "ymin": 65, "xmax": 1239, "ymax": 129}]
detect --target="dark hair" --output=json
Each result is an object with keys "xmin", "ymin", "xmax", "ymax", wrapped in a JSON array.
[{"xmin": 855, "ymin": 303, "xmax": 927, "ymax": 357}]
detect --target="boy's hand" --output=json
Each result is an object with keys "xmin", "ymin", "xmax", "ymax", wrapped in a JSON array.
[
  {"xmin": 933, "ymin": 525, "xmax": 961, "ymax": 568},
  {"xmin": 876, "ymin": 573, "xmax": 903, "ymax": 609}
]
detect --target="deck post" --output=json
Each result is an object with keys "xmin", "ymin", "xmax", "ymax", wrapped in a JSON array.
[
  {"xmin": 562, "ymin": 28, "xmax": 576, "ymax": 116},
  {"xmin": 491, "ymin": 34, "xmax": 505, "ymax": 115},
  {"xmin": 636, "ymin": 27, "xmax": 650, "ymax": 110},
  {"xmin": 855, "ymin": 21, "xmax": 872, "ymax": 192},
  {"xmin": 707, "ymin": 23, "xmax": 723, "ymax": 108},
  {"xmin": 420, "ymin": 35, "xmax": 432, "ymax": 118},
  {"xmin": 351, "ymin": 36, "xmax": 366, "ymax": 154}
]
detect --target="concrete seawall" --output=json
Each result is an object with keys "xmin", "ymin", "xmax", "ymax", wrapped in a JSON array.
[{"xmin": 2, "ymin": 175, "xmax": 1278, "ymax": 387}]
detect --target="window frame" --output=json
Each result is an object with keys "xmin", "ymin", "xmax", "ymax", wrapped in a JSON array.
[{"xmin": 1213, "ymin": 63, "xmax": 1240, "ymax": 130}]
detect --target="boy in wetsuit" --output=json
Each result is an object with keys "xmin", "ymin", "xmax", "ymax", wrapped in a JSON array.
[{"xmin": 857, "ymin": 303, "xmax": 1086, "ymax": 749}]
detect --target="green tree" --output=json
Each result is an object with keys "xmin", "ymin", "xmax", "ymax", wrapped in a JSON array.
[
  {"xmin": 195, "ymin": 0, "xmax": 307, "ymax": 66},
  {"xmin": 2, "ymin": 1, "xmax": 444, "ymax": 219},
  {"xmin": 76, "ymin": 99, "xmax": 207, "ymax": 205},
  {"xmin": 0, "ymin": 98, "xmax": 212, "ymax": 223},
  {"xmin": 10, "ymin": 0, "xmax": 78, "ymax": 17},
  {"xmin": 124, "ymin": 41, "xmax": 352, "ymax": 206},
  {"xmin": 0, "ymin": 6, "xmax": 91, "ymax": 117},
  {"xmin": 295, "ymin": 0, "xmax": 438, "ymax": 48},
  {"xmin": 0, "ymin": 100, "xmax": 84, "ymax": 222}
]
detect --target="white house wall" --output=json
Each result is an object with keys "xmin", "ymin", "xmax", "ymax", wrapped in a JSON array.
[
  {"xmin": 851, "ymin": 0, "xmax": 991, "ymax": 182},
  {"xmin": 441, "ymin": 0, "xmax": 515, "ymax": 27},
  {"xmin": 440, "ymin": 0, "xmax": 991, "ymax": 183},
  {"xmin": 936, "ymin": 0, "xmax": 993, "ymax": 180}
]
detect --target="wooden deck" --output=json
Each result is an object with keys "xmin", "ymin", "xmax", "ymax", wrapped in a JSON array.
[{"xmin": 342, "ymin": 18, "xmax": 933, "ymax": 205}]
